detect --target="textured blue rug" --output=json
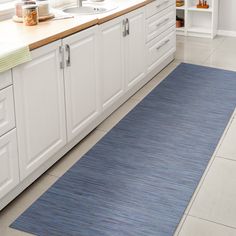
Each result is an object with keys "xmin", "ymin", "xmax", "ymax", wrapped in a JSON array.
[{"xmin": 11, "ymin": 63, "xmax": 236, "ymax": 236}]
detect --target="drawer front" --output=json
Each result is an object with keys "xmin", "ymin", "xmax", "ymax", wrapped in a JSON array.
[
  {"xmin": 0, "ymin": 70, "xmax": 12, "ymax": 91},
  {"xmin": 146, "ymin": 0, "xmax": 175, "ymax": 19},
  {"xmin": 0, "ymin": 129, "xmax": 19, "ymax": 199},
  {"xmin": 147, "ymin": 28, "xmax": 176, "ymax": 72},
  {"xmin": 146, "ymin": 5, "xmax": 175, "ymax": 42},
  {"xmin": 0, "ymin": 86, "xmax": 15, "ymax": 137}
]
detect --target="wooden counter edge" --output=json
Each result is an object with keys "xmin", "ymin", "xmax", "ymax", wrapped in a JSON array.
[{"xmin": 29, "ymin": 18, "xmax": 98, "ymax": 50}]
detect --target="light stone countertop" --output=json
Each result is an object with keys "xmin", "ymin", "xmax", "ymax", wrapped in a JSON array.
[{"xmin": 0, "ymin": 0, "xmax": 153, "ymax": 50}]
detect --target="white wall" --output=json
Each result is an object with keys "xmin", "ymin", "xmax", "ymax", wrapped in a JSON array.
[{"xmin": 218, "ymin": 0, "xmax": 236, "ymax": 32}]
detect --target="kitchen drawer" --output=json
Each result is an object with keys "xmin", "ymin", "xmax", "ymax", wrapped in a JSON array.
[
  {"xmin": 0, "ymin": 86, "xmax": 15, "ymax": 137},
  {"xmin": 146, "ymin": 0, "xmax": 175, "ymax": 19},
  {"xmin": 0, "ymin": 129, "xmax": 19, "ymax": 199},
  {"xmin": 0, "ymin": 70, "xmax": 12, "ymax": 91},
  {"xmin": 147, "ymin": 27, "xmax": 176, "ymax": 72},
  {"xmin": 146, "ymin": 5, "xmax": 175, "ymax": 42}
]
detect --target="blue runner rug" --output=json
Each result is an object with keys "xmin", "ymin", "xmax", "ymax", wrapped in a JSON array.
[{"xmin": 11, "ymin": 63, "xmax": 236, "ymax": 236}]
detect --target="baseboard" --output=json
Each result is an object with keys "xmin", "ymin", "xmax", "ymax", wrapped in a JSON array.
[{"xmin": 217, "ymin": 30, "xmax": 236, "ymax": 37}]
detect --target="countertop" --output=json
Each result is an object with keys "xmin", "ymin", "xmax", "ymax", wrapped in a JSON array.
[{"xmin": 0, "ymin": 0, "xmax": 154, "ymax": 50}]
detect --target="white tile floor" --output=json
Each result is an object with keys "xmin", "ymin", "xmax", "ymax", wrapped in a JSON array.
[{"xmin": 1, "ymin": 35, "xmax": 236, "ymax": 235}]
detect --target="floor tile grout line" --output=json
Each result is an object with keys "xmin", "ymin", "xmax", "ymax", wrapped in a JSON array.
[
  {"xmin": 188, "ymin": 214, "xmax": 236, "ymax": 231},
  {"xmin": 173, "ymin": 93, "xmax": 234, "ymax": 234},
  {"xmin": 176, "ymin": 36, "xmax": 225, "ymax": 65},
  {"xmin": 203, "ymin": 36, "xmax": 227, "ymax": 64},
  {"xmin": 184, "ymin": 114, "xmax": 235, "ymax": 215},
  {"xmin": 216, "ymin": 155, "xmax": 236, "ymax": 162}
]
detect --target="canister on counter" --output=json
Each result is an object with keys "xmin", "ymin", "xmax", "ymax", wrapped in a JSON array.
[
  {"xmin": 22, "ymin": 4, "xmax": 39, "ymax": 26},
  {"xmin": 36, "ymin": 0, "xmax": 50, "ymax": 17},
  {"xmin": 15, "ymin": 0, "xmax": 36, "ymax": 18}
]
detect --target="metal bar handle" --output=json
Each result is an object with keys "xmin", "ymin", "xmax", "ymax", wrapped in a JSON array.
[
  {"xmin": 156, "ymin": 0, "xmax": 169, "ymax": 8},
  {"xmin": 126, "ymin": 18, "xmax": 130, "ymax": 35},
  {"xmin": 156, "ymin": 18, "xmax": 169, "ymax": 28},
  {"xmin": 122, "ymin": 19, "xmax": 127, "ymax": 37},
  {"xmin": 59, "ymin": 46, "xmax": 64, "ymax": 69},
  {"xmin": 65, "ymin": 44, "xmax": 71, "ymax": 67},
  {"xmin": 156, "ymin": 39, "xmax": 170, "ymax": 50}
]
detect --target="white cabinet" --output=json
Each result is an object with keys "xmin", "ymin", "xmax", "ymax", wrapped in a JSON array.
[
  {"xmin": 100, "ymin": 7, "xmax": 146, "ymax": 110},
  {"xmin": 0, "ymin": 129, "xmax": 19, "ymax": 199},
  {"xmin": 0, "ymin": 70, "xmax": 12, "ymax": 90},
  {"xmin": 0, "ymin": 86, "xmax": 15, "ymax": 137},
  {"xmin": 146, "ymin": 0, "xmax": 175, "ymax": 18},
  {"xmin": 99, "ymin": 16, "xmax": 125, "ymax": 110},
  {"xmin": 147, "ymin": 27, "xmax": 176, "ymax": 73},
  {"xmin": 13, "ymin": 40, "xmax": 67, "ymax": 180},
  {"xmin": 125, "ymin": 8, "xmax": 146, "ymax": 89},
  {"xmin": 63, "ymin": 26, "xmax": 100, "ymax": 142},
  {"xmin": 145, "ymin": 1, "xmax": 176, "ymax": 74}
]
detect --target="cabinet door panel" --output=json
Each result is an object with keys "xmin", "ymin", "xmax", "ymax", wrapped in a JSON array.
[
  {"xmin": 100, "ymin": 17, "xmax": 125, "ymax": 110},
  {"xmin": 0, "ymin": 129, "xmax": 19, "ymax": 199},
  {"xmin": 63, "ymin": 26, "xmax": 100, "ymax": 142},
  {"xmin": 0, "ymin": 86, "xmax": 15, "ymax": 137},
  {"xmin": 125, "ymin": 8, "xmax": 146, "ymax": 89},
  {"xmin": 0, "ymin": 70, "xmax": 12, "ymax": 90},
  {"xmin": 13, "ymin": 41, "xmax": 66, "ymax": 180}
]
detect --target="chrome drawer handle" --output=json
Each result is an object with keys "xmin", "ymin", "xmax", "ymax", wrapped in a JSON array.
[
  {"xmin": 156, "ymin": 0, "xmax": 169, "ymax": 8},
  {"xmin": 156, "ymin": 18, "xmax": 170, "ymax": 28},
  {"xmin": 156, "ymin": 39, "xmax": 170, "ymax": 50}
]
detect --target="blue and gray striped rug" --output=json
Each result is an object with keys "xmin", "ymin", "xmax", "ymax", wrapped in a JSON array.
[{"xmin": 11, "ymin": 63, "xmax": 236, "ymax": 236}]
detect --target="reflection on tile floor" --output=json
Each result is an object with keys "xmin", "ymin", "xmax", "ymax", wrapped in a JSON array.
[{"xmin": 1, "ymin": 35, "xmax": 236, "ymax": 236}]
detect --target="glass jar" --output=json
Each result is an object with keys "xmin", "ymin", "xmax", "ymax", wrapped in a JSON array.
[
  {"xmin": 36, "ymin": 0, "xmax": 50, "ymax": 17},
  {"xmin": 22, "ymin": 4, "xmax": 39, "ymax": 26},
  {"xmin": 15, "ymin": 0, "xmax": 36, "ymax": 18}
]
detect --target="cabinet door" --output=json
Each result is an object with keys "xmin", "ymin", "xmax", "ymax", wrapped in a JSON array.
[
  {"xmin": 63, "ymin": 26, "xmax": 100, "ymax": 142},
  {"xmin": 0, "ymin": 129, "xmax": 19, "ymax": 199},
  {"xmin": 99, "ymin": 16, "xmax": 125, "ymax": 110},
  {"xmin": 13, "ymin": 41, "xmax": 67, "ymax": 180},
  {"xmin": 125, "ymin": 7, "xmax": 146, "ymax": 89},
  {"xmin": 0, "ymin": 86, "xmax": 15, "ymax": 137}
]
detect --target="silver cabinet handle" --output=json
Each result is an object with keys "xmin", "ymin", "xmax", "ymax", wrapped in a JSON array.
[
  {"xmin": 65, "ymin": 44, "xmax": 71, "ymax": 67},
  {"xmin": 156, "ymin": 39, "xmax": 170, "ymax": 50},
  {"xmin": 156, "ymin": 18, "xmax": 169, "ymax": 28},
  {"xmin": 59, "ymin": 46, "xmax": 64, "ymax": 69},
  {"xmin": 122, "ymin": 19, "xmax": 127, "ymax": 37},
  {"xmin": 156, "ymin": 0, "xmax": 169, "ymax": 8},
  {"xmin": 126, "ymin": 18, "xmax": 130, "ymax": 35}
]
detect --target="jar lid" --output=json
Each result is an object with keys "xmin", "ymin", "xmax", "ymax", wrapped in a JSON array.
[
  {"xmin": 36, "ymin": 1, "xmax": 49, "ymax": 5},
  {"xmin": 22, "ymin": 4, "xmax": 38, "ymax": 9},
  {"xmin": 24, "ymin": 1, "xmax": 37, "ymax": 4}
]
